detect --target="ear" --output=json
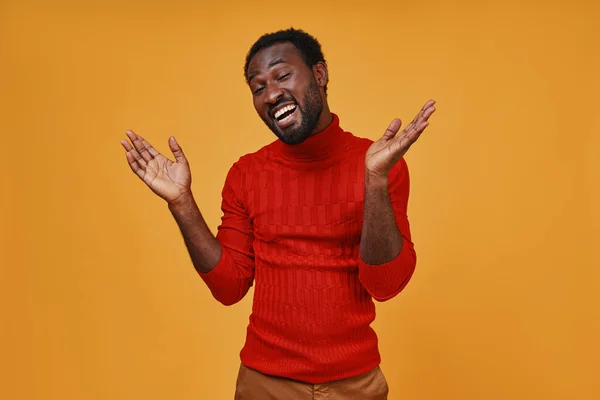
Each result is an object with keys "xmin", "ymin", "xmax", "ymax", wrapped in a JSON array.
[{"xmin": 312, "ymin": 61, "xmax": 329, "ymax": 89}]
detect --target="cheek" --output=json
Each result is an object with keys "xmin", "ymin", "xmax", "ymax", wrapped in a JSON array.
[
  {"xmin": 252, "ymin": 98, "xmax": 271, "ymax": 121},
  {"xmin": 286, "ymin": 77, "xmax": 309, "ymax": 103},
  {"xmin": 252, "ymin": 97, "xmax": 263, "ymax": 113}
]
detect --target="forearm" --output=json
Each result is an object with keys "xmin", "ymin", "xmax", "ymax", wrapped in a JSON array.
[
  {"xmin": 359, "ymin": 172, "xmax": 403, "ymax": 264},
  {"xmin": 168, "ymin": 192, "xmax": 222, "ymax": 274}
]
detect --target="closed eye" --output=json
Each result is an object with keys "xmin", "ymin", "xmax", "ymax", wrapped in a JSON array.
[
  {"xmin": 278, "ymin": 73, "xmax": 291, "ymax": 81},
  {"xmin": 253, "ymin": 87, "xmax": 265, "ymax": 95}
]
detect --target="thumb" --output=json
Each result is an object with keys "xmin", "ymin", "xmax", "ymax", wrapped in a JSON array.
[
  {"xmin": 169, "ymin": 136, "xmax": 188, "ymax": 164},
  {"xmin": 382, "ymin": 118, "xmax": 402, "ymax": 140}
]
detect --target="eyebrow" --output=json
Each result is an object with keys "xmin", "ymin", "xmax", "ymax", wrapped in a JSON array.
[
  {"xmin": 247, "ymin": 58, "xmax": 288, "ymax": 82},
  {"xmin": 268, "ymin": 58, "xmax": 286, "ymax": 68}
]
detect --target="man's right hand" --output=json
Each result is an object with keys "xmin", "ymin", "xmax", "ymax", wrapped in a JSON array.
[{"xmin": 121, "ymin": 130, "xmax": 192, "ymax": 204}]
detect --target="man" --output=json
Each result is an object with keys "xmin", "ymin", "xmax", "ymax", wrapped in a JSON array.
[{"xmin": 121, "ymin": 28, "xmax": 435, "ymax": 399}]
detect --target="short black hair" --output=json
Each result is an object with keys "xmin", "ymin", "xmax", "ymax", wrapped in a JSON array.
[{"xmin": 244, "ymin": 28, "xmax": 328, "ymax": 94}]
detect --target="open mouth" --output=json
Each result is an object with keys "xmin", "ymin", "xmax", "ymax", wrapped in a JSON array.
[{"xmin": 273, "ymin": 104, "xmax": 298, "ymax": 127}]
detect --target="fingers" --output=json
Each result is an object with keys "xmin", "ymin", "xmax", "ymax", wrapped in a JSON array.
[
  {"xmin": 124, "ymin": 149, "xmax": 145, "ymax": 179},
  {"xmin": 121, "ymin": 137, "xmax": 148, "ymax": 171},
  {"xmin": 390, "ymin": 99, "xmax": 436, "ymax": 151},
  {"xmin": 169, "ymin": 136, "xmax": 188, "ymax": 165},
  {"xmin": 141, "ymin": 137, "xmax": 160, "ymax": 158},
  {"xmin": 422, "ymin": 99, "xmax": 436, "ymax": 111},
  {"xmin": 126, "ymin": 130, "xmax": 155, "ymax": 163},
  {"xmin": 121, "ymin": 130, "xmax": 167, "ymax": 175},
  {"xmin": 388, "ymin": 99, "xmax": 436, "ymax": 140},
  {"xmin": 412, "ymin": 99, "xmax": 436, "ymax": 127},
  {"xmin": 420, "ymin": 102, "xmax": 436, "ymax": 124},
  {"xmin": 382, "ymin": 118, "xmax": 402, "ymax": 140},
  {"xmin": 405, "ymin": 99, "xmax": 436, "ymax": 136}
]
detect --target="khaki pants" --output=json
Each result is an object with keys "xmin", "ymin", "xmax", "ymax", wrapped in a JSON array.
[{"xmin": 234, "ymin": 364, "xmax": 389, "ymax": 400}]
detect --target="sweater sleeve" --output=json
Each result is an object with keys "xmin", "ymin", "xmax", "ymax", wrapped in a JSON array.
[
  {"xmin": 357, "ymin": 158, "xmax": 417, "ymax": 302},
  {"xmin": 198, "ymin": 163, "xmax": 255, "ymax": 306}
]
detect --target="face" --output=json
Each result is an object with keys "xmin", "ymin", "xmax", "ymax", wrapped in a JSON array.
[{"xmin": 247, "ymin": 42, "xmax": 326, "ymax": 145}]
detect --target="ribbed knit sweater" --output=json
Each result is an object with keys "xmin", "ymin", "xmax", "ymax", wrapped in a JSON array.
[{"xmin": 200, "ymin": 114, "xmax": 416, "ymax": 384}]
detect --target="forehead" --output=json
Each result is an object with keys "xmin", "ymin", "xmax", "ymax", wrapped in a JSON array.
[{"xmin": 247, "ymin": 42, "xmax": 306, "ymax": 77}]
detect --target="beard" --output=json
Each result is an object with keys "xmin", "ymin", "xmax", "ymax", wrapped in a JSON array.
[{"xmin": 263, "ymin": 79, "xmax": 323, "ymax": 145}]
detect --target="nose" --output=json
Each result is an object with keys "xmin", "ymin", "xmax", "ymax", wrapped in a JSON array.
[{"xmin": 265, "ymin": 84, "xmax": 284, "ymax": 105}]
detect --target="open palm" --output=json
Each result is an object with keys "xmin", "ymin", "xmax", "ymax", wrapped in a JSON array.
[
  {"xmin": 366, "ymin": 99, "xmax": 436, "ymax": 178},
  {"xmin": 121, "ymin": 130, "xmax": 191, "ymax": 203}
]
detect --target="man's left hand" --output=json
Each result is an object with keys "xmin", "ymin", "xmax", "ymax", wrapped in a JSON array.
[{"xmin": 365, "ymin": 99, "xmax": 436, "ymax": 179}]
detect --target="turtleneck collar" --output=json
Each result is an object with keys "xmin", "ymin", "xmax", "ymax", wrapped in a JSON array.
[{"xmin": 271, "ymin": 113, "xmax": 348, "ymax": 162}]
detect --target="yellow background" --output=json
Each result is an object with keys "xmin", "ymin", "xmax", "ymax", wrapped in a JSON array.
[{"xmin": 1, "ymin": 0, "xmax": 599, "ymax": 399}]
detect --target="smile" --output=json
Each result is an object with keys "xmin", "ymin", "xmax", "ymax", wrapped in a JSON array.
[
  {"xmin": 272, "ymin": 104, "xmax": 298, "ymax": 128},
  {"xmin": 275, "ymin": 104, "xmax": 297, "ymax": 120}
]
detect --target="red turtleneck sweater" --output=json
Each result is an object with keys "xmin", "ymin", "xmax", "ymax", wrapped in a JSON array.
[{"xmin": 200, "ymin": 114, "xmax": 416, "ymax": 384}]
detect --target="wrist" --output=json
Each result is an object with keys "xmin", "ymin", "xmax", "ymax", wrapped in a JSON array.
[
  {"xmin": 167, "ymin": 190, "xmax": 195, "ymax": 212},
  {"xmin": 365, "ymin": 169, "xmax": 389, "ymax": 188}
]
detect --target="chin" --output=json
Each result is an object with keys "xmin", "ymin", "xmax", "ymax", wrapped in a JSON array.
[
  {"xmin": 277, "ymin": 126, "xmax": 311, "ymax": 145},
  {"xmin": 279, "ymin": 134, "xmax": 307, "ymax": 145},
  {"xmin": 268, "ymin": 121, "xmax": 301, "ymax": 144}
]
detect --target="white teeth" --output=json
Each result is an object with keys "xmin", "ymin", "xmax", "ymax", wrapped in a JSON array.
[
  {"xmin": 274, "ymin": 104, "xmax": 296, "ymax": 119},
  {"xmin": 279, "ymin": 113, "xmax": 293, "ymax": 123}
]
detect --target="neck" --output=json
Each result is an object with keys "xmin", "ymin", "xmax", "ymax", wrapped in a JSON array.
[{"xmin": 309, "ymin": 106, "xmax": 333, "ymax": 137}]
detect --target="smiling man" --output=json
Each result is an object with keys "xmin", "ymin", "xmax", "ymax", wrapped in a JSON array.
[
  {"xmin": 246, "ymin": 38, "xmax": 329, "ymax": 145},
  {"xmin": 121, "ymin": 28, "xmax": 435, "ymax": 400}
]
